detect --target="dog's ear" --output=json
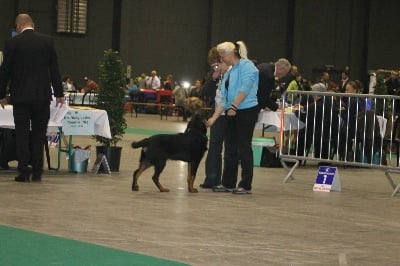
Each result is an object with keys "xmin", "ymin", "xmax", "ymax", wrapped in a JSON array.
[{"xmin": 185, "ymin": 97, "xmax": 205, "ymax": 114}]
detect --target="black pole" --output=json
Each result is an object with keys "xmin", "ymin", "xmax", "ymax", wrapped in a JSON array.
[
  {"xmin": 112, "ymin": 0, "xmax": 122, "ymax": 51},
  {"xmin": 206, "ymin": 0, "xmax": 213, "ymax": 50},
  {"xmin": 361, "ymin": 0, "xmax": 371, "ymax": 93},
  {"xmin": 285, "ymin": 0, "xmax": 296, "ymax": 62}
]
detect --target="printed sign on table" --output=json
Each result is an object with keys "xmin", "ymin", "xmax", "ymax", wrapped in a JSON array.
[
  {"xmin": 313, "ymin": 166, "xmax": 341, "ymax": 192},
  {"xmin": 62, "ymin": 110, "xmax": 94, "ymax": 135}
]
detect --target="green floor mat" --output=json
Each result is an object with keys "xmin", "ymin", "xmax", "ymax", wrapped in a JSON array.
[
  {"xmin": 0, "ymin": 225, "xmax": 188, "ymax": 266},
  {"xmin": 125, "ymin": 127, "xmax": 179, "ymax": 135}
]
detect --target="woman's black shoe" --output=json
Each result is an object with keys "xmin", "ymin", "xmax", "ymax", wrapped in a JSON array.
[{"xmin": 199, "ymin": 183, "xmax": 213, "ymax": 189}]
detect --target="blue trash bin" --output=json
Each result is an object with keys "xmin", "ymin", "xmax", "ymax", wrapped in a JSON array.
[{"xmin": 69, "ymin": 146, "xmax": 91, "ymax": 173}]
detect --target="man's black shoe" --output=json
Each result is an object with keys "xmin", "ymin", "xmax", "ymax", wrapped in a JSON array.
[
  {"xmin": 15, "ymin": 174, "xmax": 30, "ymax": 183},
  {"xmin": 32, "ymin": 170, "xmax": 42, "ymax": 182},
  {"xmin": 31, "ymin": 175, "xmax": 42, "ymax": 182}
]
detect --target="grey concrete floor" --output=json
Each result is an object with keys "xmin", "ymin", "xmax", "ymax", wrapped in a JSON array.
[{"xmin": 1, "ymin": 113, "xmax": 400, "ymax": 266}]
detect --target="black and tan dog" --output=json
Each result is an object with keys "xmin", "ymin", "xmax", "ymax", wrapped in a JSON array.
[{"xmin": 131, "ymin": 98, "xmax": 208, "ymax": 192}]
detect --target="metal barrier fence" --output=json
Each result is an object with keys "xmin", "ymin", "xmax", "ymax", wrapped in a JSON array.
[{"xmin": 278, "ymin": 90, "xmax": 400, "ymax": 196}]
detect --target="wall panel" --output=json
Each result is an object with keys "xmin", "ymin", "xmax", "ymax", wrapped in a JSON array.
[
  {"xmin": 0, "ymin": 0, "xmax": 399, "ymax": 88},
  {"xmin": 367, "ymin": 0, "xmax": 400, "ymax": 71},
  {"xmin": 120, "ymin": 0, "xmax": 209, "ymax": 82}
]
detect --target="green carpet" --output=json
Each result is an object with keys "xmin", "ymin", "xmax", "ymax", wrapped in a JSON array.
[
  {"xmin": 0, "ymin": 225, "xmax": 188, "ymax": 266},
  {"xmin": 125, "ymin": 127, "xmax": 179, "ymax": 135}
]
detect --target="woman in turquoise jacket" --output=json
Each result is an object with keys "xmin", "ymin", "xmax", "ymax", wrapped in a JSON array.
[{"xmin": 206, "ymin": 40, "xmax": 259, "ymax": 194}]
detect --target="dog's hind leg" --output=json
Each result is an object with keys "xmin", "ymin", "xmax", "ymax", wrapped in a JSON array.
[
  {"xmin": 186, "ymin": 162, "xmax": 198, "ymax": 193},
  {"xmin": 152, "ymin": 160, "xmax": 169, "ymax": 192},
  {"xmin": 132, "ymin": 159, "xmax": 152, "ymax": 191}
]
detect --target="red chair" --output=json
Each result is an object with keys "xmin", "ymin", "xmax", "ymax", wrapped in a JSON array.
[
  {"xmin": 157, "ymin": 90, "xmax": 174, "ymax": 119},
  {"xmin": 157, "ymin": 90, "xmax": 173, "ymax": 105}
]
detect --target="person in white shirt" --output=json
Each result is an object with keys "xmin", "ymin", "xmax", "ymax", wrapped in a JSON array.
[{"xmin": 145, "ymin": 70, "xmax": 161, "ymax": 89}]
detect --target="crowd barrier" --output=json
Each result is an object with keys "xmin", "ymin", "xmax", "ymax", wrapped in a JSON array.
[{"xmin": 278, "ymin": 90, "xmax": 400, "ymax": 196}]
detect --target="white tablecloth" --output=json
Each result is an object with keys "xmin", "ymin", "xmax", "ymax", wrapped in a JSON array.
[
  {"xmin": 0, "ymin": 105, "xmax": 111, "ymax": 139},
  {"xmin": 256, "ymin": 110, "xmax": 305, "ymax": 131}
]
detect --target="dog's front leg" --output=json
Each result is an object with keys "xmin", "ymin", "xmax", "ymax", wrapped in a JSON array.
[{"xmin": 187, "ymin": 163, "xmax": 198, "ymax": 193}]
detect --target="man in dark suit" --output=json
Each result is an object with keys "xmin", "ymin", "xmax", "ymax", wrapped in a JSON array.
[
  {"xmin": 340, "ymin": 70, "xmax": 350, "ymax": 93},
  {"xmin": 0, "ymin": 14, "xmax": 65, "ymax": 182},
  {"xmin": 256, "ymin": 58, "xmax": 291, "ymax": 111}
]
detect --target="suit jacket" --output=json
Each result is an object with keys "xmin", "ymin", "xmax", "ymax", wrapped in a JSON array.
[
  {"xmin": 256, "ymin": 62, "xmax": 279, "ymax": 111},
  {"xmin": 340, "ymin": 78, "xmax": 349, "ymax": 93},
  {"xmin": 0, "ymin": 29, "xmax": 63, "ymax": 103}
]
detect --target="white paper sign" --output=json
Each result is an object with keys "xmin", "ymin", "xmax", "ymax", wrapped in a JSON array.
[
  {"xmin": 313, "ymin": 166, "xmax": 341, "ymax": 192},
  {"xmin": 50, "ymin": 104, "xmax": 69, "ymax": 124},
  {"xmin": 62, "ymin": 110, "xmax": 94, "ymax": 135}
]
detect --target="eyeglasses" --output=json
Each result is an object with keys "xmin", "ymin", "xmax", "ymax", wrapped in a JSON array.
[{"xmin": 210, "ymin": 63, "xmax": 220, "ymax": 71}]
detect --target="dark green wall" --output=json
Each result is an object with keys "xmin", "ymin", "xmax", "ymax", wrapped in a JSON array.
[
  {"xmin": 0, "ymin": 0, "xmax": 17, "ymax": 41},
  {"xmin": 0, "ymin": 0, "xmax": 399, "ymax": 87}
]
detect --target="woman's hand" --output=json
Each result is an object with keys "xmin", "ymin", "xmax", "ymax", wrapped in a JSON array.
[
  {"xmin": 226, "ymin": 108, "xmax": 237, "ymax": 117},
  {"xmin": 206, "ymin": 117, "xmax": 216, "ymax": 128}
]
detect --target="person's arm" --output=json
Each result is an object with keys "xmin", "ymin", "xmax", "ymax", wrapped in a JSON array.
[
  {"xmin": 227, "ymin": 60, "xmax": 255, "ymax": 115},
  {"xmin": 48, "ymin": 37, "xmax": 64, "ymax": 107},
  {"xmin": 206, "ymin": 103, "xmax": 224, "ymax": 128}
]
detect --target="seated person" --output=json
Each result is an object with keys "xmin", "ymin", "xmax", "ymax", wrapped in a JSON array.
[
  {"xmin": 136, "ymin": 73, "xmax": 147, "ymax": 89},
  {"xmin": 163, "ymin": 74, "xmax": 175, "ymax": 90},
  {"xmin": 172, "ymin": 84, "xmax": 188, "ymax": 121},
  {"xmin": 81, "ymin": 76, "xmax": 98, "ymax": 93},
  {"xmin": 62, "ymin": 75, "xmax": 76, "ymax": 92},
  {"xmin": 188, "ymin": 79, "xmax": 203, "ymax": 98},
  {"xmin": 355, "ymin": 110, "xmax": 382, "ymax": 164},
  {"xmin": 338, "ymin": 81, "xmax": 366, "ymax": 161},
  {"xmin": 286, "ymin": 72, "xmax": 303, "ymax": 104},
  {"xmin": 297, "ymin": 83, "xmax": 340, "ymax": 162},
  {"xmin": 126, "ymin": 78, "xmax": 139, "ymax": 101}
]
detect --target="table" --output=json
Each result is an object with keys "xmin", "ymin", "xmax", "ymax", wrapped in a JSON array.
[
  {"xmin": 138, "ymin": 89, "xmax": 157, "ymax": 101},
  {"xmin": 256, "ymin": 109, "xmax": 305, "ymax": 133},
  {"xmin": 0, "ymin": 104, "xmax": 111, "ymax": 170},
  {"xmin": 0, "ymin": 105, "xmax": 111, "ymax": 138}
]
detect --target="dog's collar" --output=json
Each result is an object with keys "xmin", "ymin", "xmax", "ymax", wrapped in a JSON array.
[{"xmin": 186, "ymin": 128, "xmax": 207, "ymax": 140}]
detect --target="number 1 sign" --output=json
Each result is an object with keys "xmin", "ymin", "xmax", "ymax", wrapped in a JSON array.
[{"xmin": 313, "ymin": 166, "xmax": 341, "ymax": 192}]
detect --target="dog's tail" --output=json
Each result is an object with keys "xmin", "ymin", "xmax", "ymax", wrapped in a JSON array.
[{"xmin": 131, "ymin": 138, "xmax": 150, "ymax": 149}]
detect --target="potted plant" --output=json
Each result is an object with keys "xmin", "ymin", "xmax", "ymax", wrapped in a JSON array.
[{"xmin": 95, "ymin": 49, "xmax": 127, "ymax": 171}]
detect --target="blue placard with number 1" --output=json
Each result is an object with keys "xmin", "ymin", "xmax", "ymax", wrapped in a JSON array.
[{"xmin": 313, "ymin": 166, "xmax": 341, "ymax": 192}]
